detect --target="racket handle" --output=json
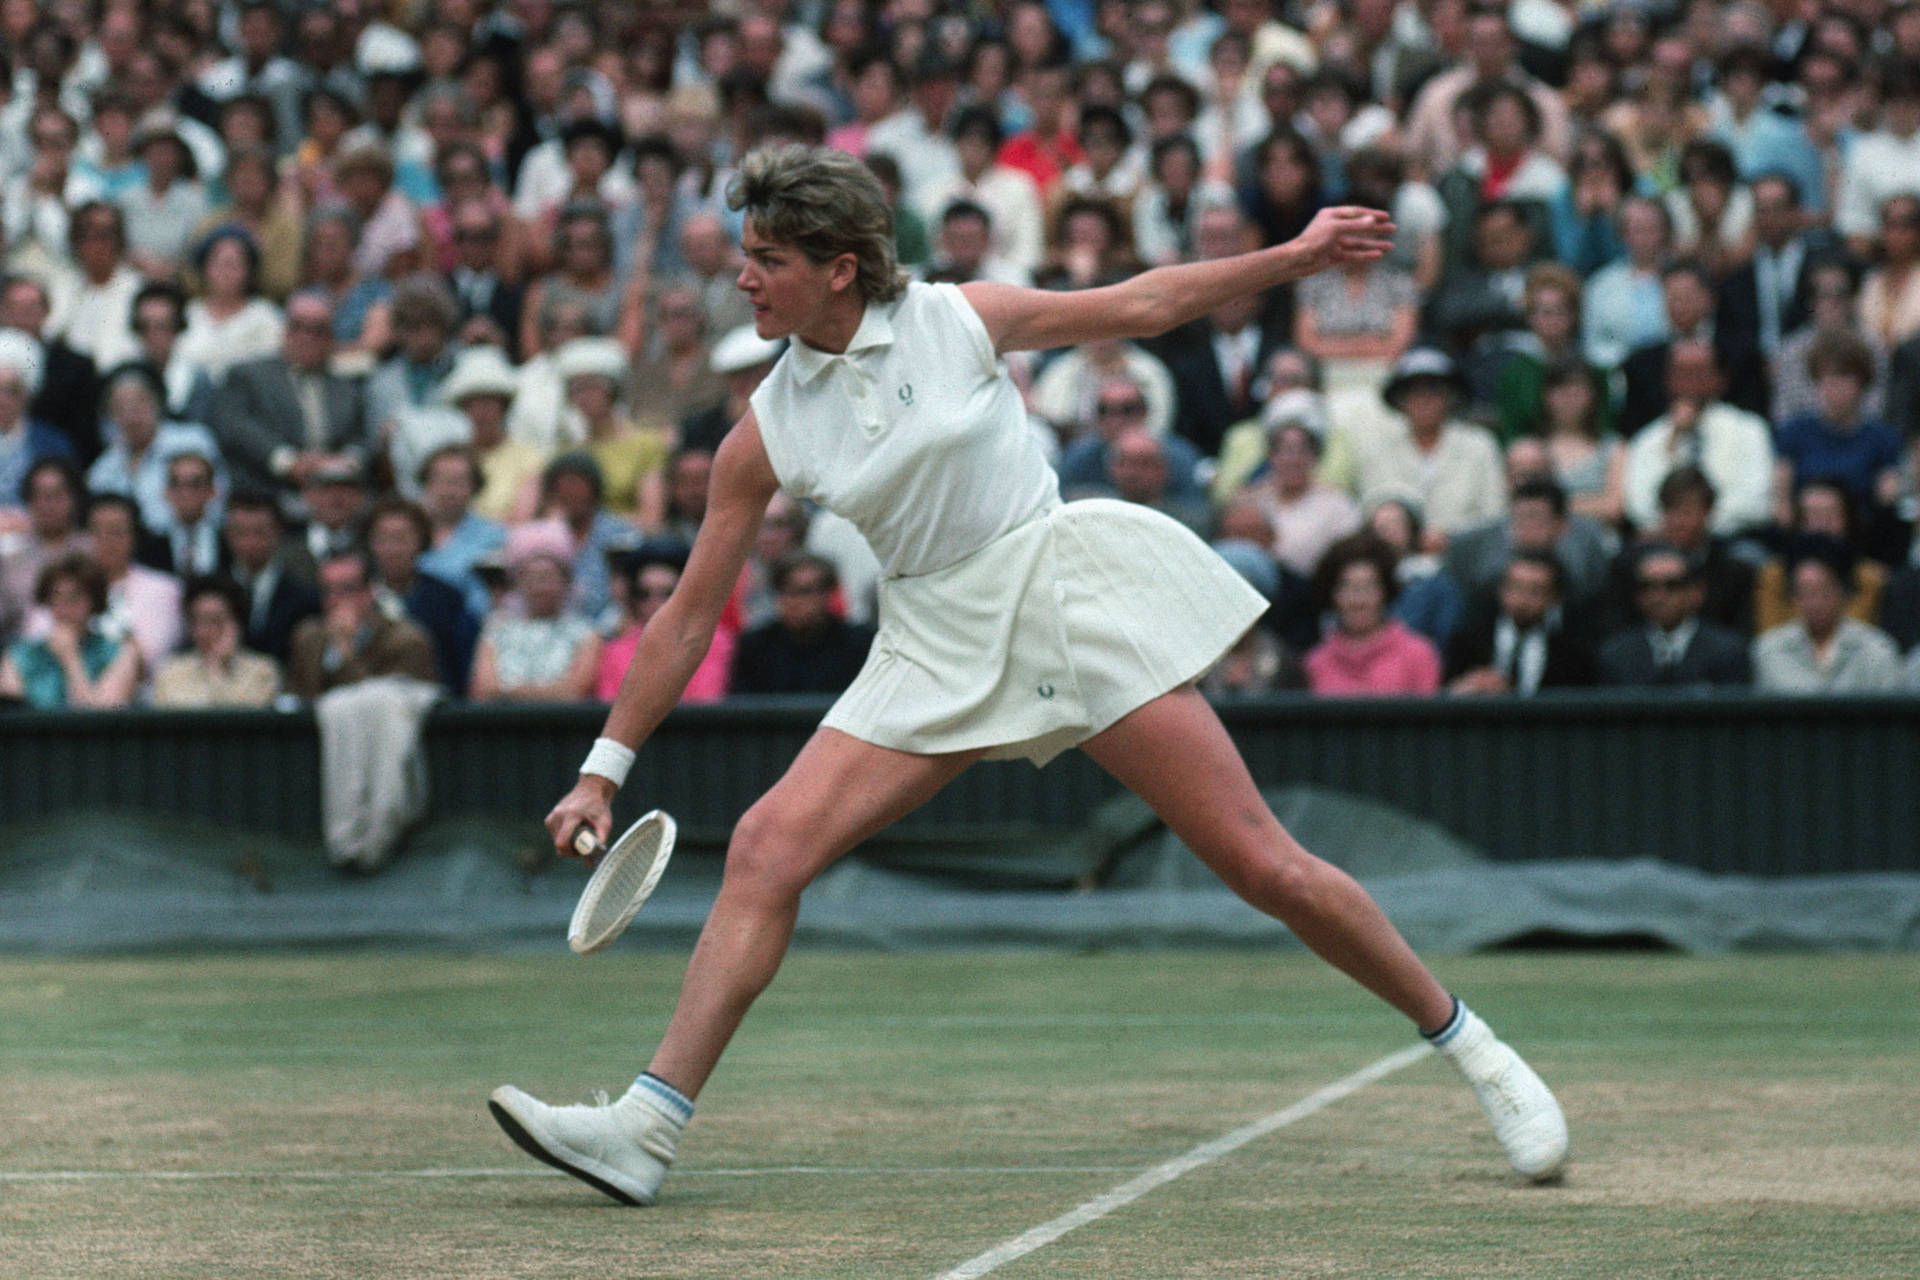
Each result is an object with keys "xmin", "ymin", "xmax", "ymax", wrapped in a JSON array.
[{"xmin": 571, "ymin": 827, "xmax": 602, "ymax": 858}]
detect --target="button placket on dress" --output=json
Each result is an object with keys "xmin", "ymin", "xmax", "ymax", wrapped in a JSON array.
[{"xmin": 840, "ymin": 354, "xmax": 884, "ymax": 437}]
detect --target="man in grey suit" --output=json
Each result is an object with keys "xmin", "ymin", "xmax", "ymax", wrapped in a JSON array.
[
  {"xmin": 210, "ymin": 289, "xmax": 366, "ymax": 506},
  {"xmin": 1443, "ymin": 470, "xmax": 1615, "ymax": 615}
]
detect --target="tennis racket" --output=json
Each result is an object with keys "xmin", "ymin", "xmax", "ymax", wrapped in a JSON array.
[{"xmin": 567, "ymin": 809, "xmax": 677, "ymax": 956}]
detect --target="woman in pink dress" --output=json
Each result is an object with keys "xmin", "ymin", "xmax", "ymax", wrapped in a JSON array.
[
  {"xmin": 1304, "ymin": 534, "xmax": 1443, "ymax": 696},
  {"xmin": 595, "ymin": 548, "xmax": 733, "ymax": 704}
]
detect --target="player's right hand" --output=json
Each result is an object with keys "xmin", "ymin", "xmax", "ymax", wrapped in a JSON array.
[{"xmin": 545, "ymin": 777, "xmax": 615, "ymax": 859}]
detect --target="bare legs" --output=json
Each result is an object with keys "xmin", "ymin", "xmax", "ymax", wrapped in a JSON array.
[
  {"xmin": 650, "ymin": 686, "xmax": 1454, "ymax": 1099},
  {"xmin": 646, "ymin": 729, "xmax": 982, "ymax": 1097},
  {"xmin": 1081, "ymin": 686, "xmax": 1455, "ymax": 1031}
]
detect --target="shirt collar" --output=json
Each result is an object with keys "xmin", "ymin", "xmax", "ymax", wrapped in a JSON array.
[
  {"xmin": 1649, "ymin": 616, "xmax": 1699, "ymax": 653},
  {"xmin": 785, "ymin": 301, "xmax": 896, "ymax": 385}
]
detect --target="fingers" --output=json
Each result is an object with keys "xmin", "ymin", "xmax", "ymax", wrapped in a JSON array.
[
  {"xmin": 548, "ymin": 792, "xmax": 612, "ymax": 859},
  {"xmin": 1322, "ymin": 207, "xmax": 1397, "ymax": 237}
]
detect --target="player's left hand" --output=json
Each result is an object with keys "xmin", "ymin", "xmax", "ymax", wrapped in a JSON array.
[{"xmin": 1294, "ymin": 207, "xmax": 1397, "ymax": 273}]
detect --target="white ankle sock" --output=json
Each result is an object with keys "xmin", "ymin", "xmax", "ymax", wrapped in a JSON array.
[{"xmin": 624, "ymin": 1072, "xmax": 694, "ymax": 1126}]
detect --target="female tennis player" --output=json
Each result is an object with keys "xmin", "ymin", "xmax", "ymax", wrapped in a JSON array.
[{"xmin": 489, "ymin": 145, "xmax": 1567, "ymax": 1205}]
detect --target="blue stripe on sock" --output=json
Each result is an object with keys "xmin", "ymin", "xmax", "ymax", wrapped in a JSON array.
[
  {"xmin": 1421, "ymin": 996, "xmax": 1466, "ymax": 1046},
  {"xmin": 634, "ymin": 1072, "xmax": 695, "ymax": 1123}
]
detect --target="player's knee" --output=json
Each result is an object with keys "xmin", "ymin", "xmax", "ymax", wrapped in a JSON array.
[
  {"xmin": 722, "ymin": 802, "xmax": 816, "ymax": 898},
  {"xmin": 1213, "ymin": 837, "xmax": 1317, "ymax": 910}
]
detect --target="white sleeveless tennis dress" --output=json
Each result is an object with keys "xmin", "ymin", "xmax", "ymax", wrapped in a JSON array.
[{"xmin": 750, "ymin": 282, "xmax": 1265, "ymax": 766}]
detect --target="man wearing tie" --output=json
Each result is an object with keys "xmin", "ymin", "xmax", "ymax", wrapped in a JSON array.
[
  {"xmin": 1445, "ymin": 552, "xmax": 1595, "ymax": 696},
  {"xmin": 220, "ymin": 489, "xmax": 320, "ymax": 663},
  {"xmin": 1719, "ymin": 173, "xmax": 1838, "ymax": 356},
  {"xmin": 139, "ymin": 451, "xmax": 229, "ymax": 578},
  {"xmin": 1163, "ymin": 279, "xmax": 1282, "ymax": 456},
  {"xmin": 209, "ymin": 290, "xmax": 366, "ymax": 509},
  {"xmin": 1594, "ymin": 544, "xmax": 1752, "ymax": 687},
  {"xmin": 445, "ymin": 200, "xmax": 524, "ymax": 358}
]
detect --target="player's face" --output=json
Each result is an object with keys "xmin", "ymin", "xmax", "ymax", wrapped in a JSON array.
[{"xmin": 737, "ymin": 221, "xmax": 850, "ymax": 342}]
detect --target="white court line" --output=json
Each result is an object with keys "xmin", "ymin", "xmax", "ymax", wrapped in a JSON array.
[
  {"xmin": 933, "ymin": 1044, "xmax": 1433, "ymax": 1280},
  {"xmin": 0, "ymin": 1164, "xmax": 1137, "ymax": 1184}
]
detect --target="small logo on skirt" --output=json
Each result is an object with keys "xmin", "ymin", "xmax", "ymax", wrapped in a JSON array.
[
  {"xmin": 1037, "ymin": 683, "xmax": 1055, "ymax": 699},
  {"xmin": 898, "ymin": 384, "xmax": 914, "ymax": 404}
]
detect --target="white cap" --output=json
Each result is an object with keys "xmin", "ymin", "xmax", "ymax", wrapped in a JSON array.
[
  {"xmin": 357, "ymin": 24, "xmax": 421, "ymax": 76},
  {"xmin": 438, "ymin": 345, "xmax": 520, "ymax": 405},
  {"xmin": 1261, "ymin": 388, "xmax": 1328, "ymax": 438},
  {"xmin": 709, "ymin": 324, "xmax": 782, "ymax": 374},
  {"xmin": 553, "ymin": 336, "xmax": 630, "ymax": 387}
]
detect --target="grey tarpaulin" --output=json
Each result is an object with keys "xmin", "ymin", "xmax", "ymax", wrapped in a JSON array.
[{"xmin": 3, "ymin": 789, "xmax": 1918, "ymax": 953}]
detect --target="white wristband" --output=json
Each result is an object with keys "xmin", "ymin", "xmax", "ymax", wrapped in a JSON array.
[{"xmin": 580, "ymin": 737, "xmax": 635, "ymax": 787}]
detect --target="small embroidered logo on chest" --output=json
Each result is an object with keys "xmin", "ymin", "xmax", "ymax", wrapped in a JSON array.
[
  {"xmin": 1036, "ymin": 683, "xmax": 1055, "ymax": 699},
  {"xmin": 897, "ymin": 384, "xmax": 914, "ymax": 404}
]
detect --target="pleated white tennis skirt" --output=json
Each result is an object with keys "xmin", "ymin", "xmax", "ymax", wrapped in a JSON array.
[{"xmin": 822, "ymin": 499, "xmax": 1267, "ymax": 766}]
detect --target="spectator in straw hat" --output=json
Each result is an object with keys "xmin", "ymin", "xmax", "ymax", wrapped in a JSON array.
[
  {"xmin": 438, "ymin": 345, "xmax": 548, "ymax": 524},
  {"xmin": 555, "ymin": 335, "xmax": 669, "ymax": 519}
]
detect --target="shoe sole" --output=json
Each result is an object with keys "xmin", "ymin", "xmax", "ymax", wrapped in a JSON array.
[{"xmin": 487, "ymin": 1099, "xmax": 645, "ymax": 1206}]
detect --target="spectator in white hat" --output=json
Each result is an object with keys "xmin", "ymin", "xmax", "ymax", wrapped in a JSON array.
[
  {"xmin": 556, "ymin": 335, "xmax": 669, "ymax": 519},
  {"xmin": 437, "ymin": 345, "xmax": 547, "ymax": 524}
]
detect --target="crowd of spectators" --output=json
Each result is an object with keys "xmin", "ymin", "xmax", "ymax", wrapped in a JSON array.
[{"xmin": 8, "ymin": 0, "xmax": 1920, "ymax": 717}]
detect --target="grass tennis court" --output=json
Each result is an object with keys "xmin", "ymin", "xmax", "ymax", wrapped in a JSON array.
[{"xmin": 4, "ymin": 950, "xmax": 1917, "ymax": 1279}]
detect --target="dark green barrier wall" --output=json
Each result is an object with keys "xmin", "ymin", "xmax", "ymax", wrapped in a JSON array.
[{"xmin": 3, "ymin": 695, "xmax": 1916, "ymax": 875}]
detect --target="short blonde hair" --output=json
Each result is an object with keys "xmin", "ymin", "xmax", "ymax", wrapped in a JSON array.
[{"xmin": 727, "ymin": 144, "xmax": 906, "ymax": 305}]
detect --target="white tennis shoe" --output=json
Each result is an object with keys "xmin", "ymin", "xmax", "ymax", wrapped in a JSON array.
[
  {"xmin": 1431, "ymin": 1006, "xmax": 1569, "ymax": 1182},
  {"xmin": 488, "ymin": 1084, "xmax": 684, "ymax": 1205}
]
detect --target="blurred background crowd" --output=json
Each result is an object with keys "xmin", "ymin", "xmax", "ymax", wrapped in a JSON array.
[{"xmin": 7, "ymin": 0, "xmax": 1920, "ymax": 714}]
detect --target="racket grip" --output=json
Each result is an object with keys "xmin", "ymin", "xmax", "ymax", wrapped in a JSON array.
[{"xmin": 571, "ymin": 827, "xmax": 601, "ymax": 858}]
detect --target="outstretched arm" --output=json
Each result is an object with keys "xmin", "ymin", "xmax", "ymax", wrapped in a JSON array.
[
  {"xmin": 543, "ymin": 412, "xmax": 781, "ymax": 854},
  {"xmin": 961, "ymin": 206, "xmax": 1395, "ymax": 354}
]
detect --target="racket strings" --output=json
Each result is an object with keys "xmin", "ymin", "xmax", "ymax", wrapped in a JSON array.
[
  {"xmin": 570, "ymin": 812, "xmax": 675, "ymax": 953},
  {"xmin": 582, "ymin": 834, "xmax": 661, "ymax": 931}
]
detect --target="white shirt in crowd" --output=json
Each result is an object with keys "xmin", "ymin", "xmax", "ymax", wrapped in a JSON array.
[
  {"xmin": 1834, "ymin": 126, "xmax": 1920, "ymax": 242},
  {"xmin": 1622, "ymin": 402, "xmax": 1774, "ymax": 535}
]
